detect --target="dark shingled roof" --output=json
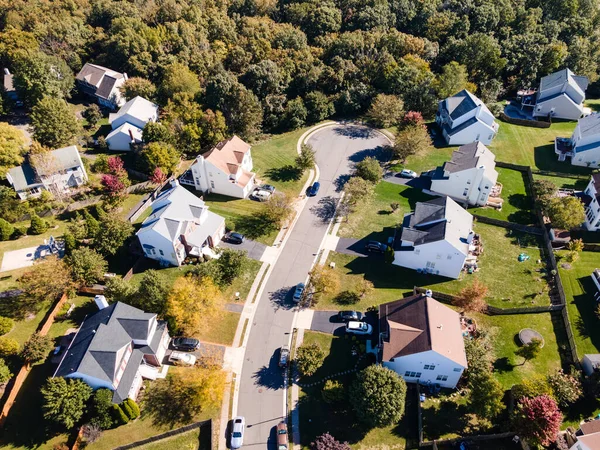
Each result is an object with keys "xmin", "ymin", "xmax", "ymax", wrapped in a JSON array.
[
  {"xmin": 442, "ymin": 142, "xmax": 481, "ymax": 173},
  {"xmin": 96, "ymin": 75, "xmax": 118, "ymax": 99},
  {"xmin": 593, "ymin": 173, "xmax": 600, "ymax": 185},
  {"xmin": 410, "ymin": 196, "xmax": 447, "ymax": 225},
  {"xmin": 398, "ymin": 197, "xmax": 449, "ymax": 247},
  {"xmin": 445, "ymin": 90, "xmax": 477, "ymax": 120}
]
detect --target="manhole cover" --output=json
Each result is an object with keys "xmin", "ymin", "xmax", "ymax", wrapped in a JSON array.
[{"xmin": 258, "ymin": 388, "xmax": 263, "ymax": 393}]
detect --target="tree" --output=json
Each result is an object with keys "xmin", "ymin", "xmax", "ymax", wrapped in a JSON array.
[
  {"xmin": 311, "ymin": 433, "xmax": 350, "ymax": 450},
  {"xmin": 512, "ymin": 376, "xmax": 553, "ymax": 401},
  {"xmin": 100, "ymin": 156, "xmax": 130, "ymax": 201},
  {"xmin": 354, "ymin": 157, "xmax": 382, "ymax": 184},
  {"xmin": 357, "ymin": 279, "xmax": 374, "ymax": 298},
  {"xmin": 20, "ymin": 333, "xmax": 53, "ymax": 363},
  {"xmin": 31, "ymin": 97, "xmax": 79, "ymax": 148},
  {"xmin": 0, "ymin": 122, "xmax": 27, "ymax": 177},
  {"xmin": 81, "ymin": 423, "xmax": 103, "ymax": 444},
  {"xmin": 285, "ymin": 97, "xmax": 308, "ymax": 130},
  {"xmin": 296, "ymin": 144, "xmax": 316, "ymax": 171},
  {"xmin": 160, "ymin": 63, "xmax": 201, "ymax": 100},
  {"xmin": 546, "ymin": 195, "xmax": 585, "ymax": 230},
  {"xmin": 350, "ymin": 365, "xmax": 407, "ymax": 428},
  {"xmin": 304, "ymin": 92, "xmax": 335, "ymax": 123},
  {"xmin": 0, "ymin": 218, "xmax": 14, "ymax": 241},
  {"xmin": 89, "ymin": 388, "xmax": 114, "ymax": 429},
  {"xmin": 344, "ymin": 177, "xmax": 375, "ymax": 206},
  {"xmin": 468, "ymin": 372, "xmax": 505, "ymax": 420},
  {"xmin": 322, "ymin": 380, "xmax": 345, "ymax": 404},
  {"xmin": 0, "ymin": 337, "xmax": 19, "ymax": 357},
  {"xmin": 513, "ymin": 395, "xmax": 562, "ymax": 447},
  {"xmin": 463, "ymin": 334, "xmax": 494, "ymax": 383},
  {"xmin": 435, "ymin": 61, "xmax": 474, "ymax": 99},
  {"xmin": 0, "ymin": 316, "xmax": 14, "ymax": 335},
  {"xmin": 94, "ymin": 217, "xmax": 134, "ymax": 256},
  {"xmin": 263, "ymin": 193, "xmax": 295, "ymax": 227},
  {"xmin": 42, "ymin": 377, "xmax": 92, "ymax": 429},
  {"xmin": 134, "ymin": 270, "xmax": 169, "ymax": 314},
  {"xmin": 120, "ymin": 77, "xmax": 156, "ymax": 101},
  {"xmin": 0, "ymin": 186, "xmax": 28, "ymax": 222},
  {"xmin": 547, "ymin": 369, "xmax": 582, "ymax": 407},
  {"xmin": 532, "ymin": 179, "xmax": 557, "ymax": 210},
  {"xmin": 150, "ymin": 167, "xmax": 167, "ymax": 185},
  {"xmin": 82, "ymin": 104, "xmax": 102, "ymax": 129},
  {"xmin": 400, "ymin": 111, "xmax": 425, "ymax": 129},
  {"xmin": 0, "ymin": 358, "xmax": 12, "ymax": 384},
  {"xmin": 366, "ymin": 94, "xmax": 404, "ymax": 128},
  {"xmin": 295, "ymin": 343, "xmax": 325, "ymax": 376},
  {"xmin": 19, "ymin": 256, "xmax": 74, "ymax": 304},
  {"xmin": 67, "ymin": 248, "xmax": 108, "ymax": 286},
  {"xmin": 309, "ymin": 265, "xmax": 340, "ymax": 297},
  {"xmin": 143, "ymin": 122, "xmax": 175, "ymax": 145},
  {"xmin": 567, "ymin": 238, "xmax": 584, "ymax": 253},
  {"xmin": 515, "ymin": 338, "xmax": 543, "ymax": 365},
  {"xmin": 167, "ymin": 276, "xmax": 223, "ymax": 336},
  {"xmin": 83, "ymin": 209, "xmax": 100, "ymax": 238},
  {"xmin": 140, "ymin": 142, "xmax": 180, "ymax": 175},
  {"xmin": 453, "ymin": 279, "xmax": 488, "ymax": 313},
  {"xmin": 214, "ymin": 249, "xmax": 247, "ymax": 286},
  {"xmin": 393, "ymin": 124, "xmax": 432, "ymax": 161}
]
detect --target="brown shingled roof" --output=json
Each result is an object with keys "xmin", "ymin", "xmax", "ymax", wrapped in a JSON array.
[
  {"xmin": 581, "ymin": 420, "xmax": 600, "ymax": 435},
  {"xmin": 204, "ymin": 136, "xmax": 251, "ymax": 176}
]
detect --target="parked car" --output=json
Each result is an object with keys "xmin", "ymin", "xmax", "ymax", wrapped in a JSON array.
[
  {"xmin": 346, "ymin": 321, "xmax": 373, "ymax": 335},
  {"xmin": 171, "ymin": 337, "xmax": 200, "ymax": 352},
  {"xmin": 279, "ymin": 345, "xmax": 290, "ymax": 368},
  {"xmin": 307, "ymin": 181, "xmax": 320, "ymax": 197},
  {"xmin": 365, "ymin": 241, "xmax": 386, "ymax": 253},
  {"xmin": 338, "ymin": 311, "xmax": 363, "ymax": 322},
  {"xmin": 224, "ymin": 232, "xmax": 245, "ymax": 244},
  {"xmin": 260, "ymin": 184, "xmax": 276, "ymax": 193},
  {"xmin": 277, "ymin": 422, "xmax": 289, "ymax": 450},
  {"xmin": 399, "ymin": 169, "xmax": 417, "ymax": 178},
  {"xmin": 292, "ymin": 282, "xmax": 305, "ymax": 303},
  {"xmin": 231, "ymin": 416, "xmax": 245, "ymax": 449},
  {"xmin": 252, "ymin": 189, "xmax": 272, "ymax": 202},
  {"xmin": 168, "ymin": 351, "xmax": 197, "ymax": 366}
]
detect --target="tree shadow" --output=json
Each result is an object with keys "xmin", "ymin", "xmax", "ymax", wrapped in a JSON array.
[
  {"xmin": 268, "ymin": 286, "xmax": 295, "ymax": 310},
  {"xmin": 348, "ymin": 146, "xmax": 388, "ymax": 163},
  {"xmin": 252, "ymin": 351, "xmax": 285, "ymax": 390},
  {"xmin": 334, "ymin": 125, "xmax": 377, "ymax": 140},
  {"xmin": 399, "ymin": 188, "xmax": 435, "ymax": 210},
  {"xmin": 265, "ymin": 165, "xmax": 302, "ymax": 182},
  {"xmin": 493, "ymin": 357, "xmax": 515, "ymax": 373},
  {"xmin": 333, "ymin": 174, "xmax": 351, "ymax": 192},
  {"xmin": 232, "ymin": 214, "xmax": 275, "ymax": 240},
  {"xmin": 421, "ymin": 395, "xmax": 469, "ymax": 441},
  {"xmin": 310, "ymin": 196, "xmax": 338, "ymax": 223}
]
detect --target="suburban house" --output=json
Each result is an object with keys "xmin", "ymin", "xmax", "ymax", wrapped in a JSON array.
[
  {"xmin": 531, "ymin": 68, "xmax": 589, "ymax": 121},
  {"xmin": 54, "ymin": 297, "xmax": 170, "ymax": 403},
  {"xmin": 180, "ymin": 136, "xmax": 256, "ymax": 198},
  {"xmin": 6, "ymin": 146, "xmax": 88, "ymax": 199},
  {"xmin": 106, "ymin": 96, "xmax": 159, "ymax": 151},
  {"xmin": 580, "ymin": 174, "xmax": 600, "ymax": 230},
  {"xmin": 75, "ymin": 63, "xmax": 127, "ymax": 109},
  {"xmin": 136, "ymin": 180, "xmax": 226, "ymax": 266},
  {"xmin": 428, "ymin": 142, "xmax": 499, "ymax": 207},
  {"xmin": 3, "ymin": 68, "xmax": 19, "ymax": 103},
  {"xmin": 555, "ymin": 114, "xmax": 600, "ymax": 167},
  {"xmin": 379, "ymin": 292, "xmax": 468, "ymax": 389},
  {"xmin": 566, "ymin": 420, "xmax": 600, "ymax": 450},
  {"xmin": 393, "ymin": 196, "xmax": 476, "ymax": 279},
  {"xmin": 436, "ymin": 89, "xmax": 499, "ymax": 146},
  {"xmin": 592, "ymin": 269, "xmax": 600, "ymax": 294},
  {"xmin": 582, "ymin": 354, "xmax": 600, "ymax": 376}
]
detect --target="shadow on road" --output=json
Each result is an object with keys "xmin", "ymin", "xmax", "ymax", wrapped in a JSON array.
[
  {"xmin": 268, "ymin": 286, "xmax": 295, "ymax": 310},
  {"xmin": 252, "ymin": 351, "xmax": 285, "ymax": 390},
  {"xmin": 310, "ymin": 196, "xmax": 338, "ymax": 223},
  {"xmin": 333, "ymin": 173, "xmax": 351, "ymax": 192},
  {"xmin": 348, "ymin": 145, "xmax": 389, "ymax": 163}
]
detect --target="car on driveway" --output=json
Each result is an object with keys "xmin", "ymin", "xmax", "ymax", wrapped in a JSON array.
[
  {"xmin": 277, "ymin": 422, "xmax": 289, "ymax": 450},
  {"xmin": 260, "ymin": 184, "xmax": 276, "ymax": 193},
  {"xmin": 292, "ymin": 282, "xmax": 305, "ymax": 303},
  {"xmin": 365, "ymin": 241, "xmax": 386, "ymax": 253},
  {"xmin": 231, "ymin": 416, "xmax": 245, "ymax": 449},
  {"xmin": 399, "ymin": 169, "xmax": 417, "ymax": 178},
  {"xmin": 279, "ymin": 345, "xmax": 290, "ymax": 368},
  {"xmin": 171, "ymin": 337, "xmax": 200, "ymax": 352},
  {"xmin": 168, "ymin": 351, "xmax": 197, "ymax": 366},
  {"xmin": 338, "ymin": 311, "xmax": 363, "ymax": 322},
  {"xmin": 307, "ymin": 181, "xmax": 320, "ymax": 197},
  {"xmin": 251, "ymin": 189, "xmax": 272, "ymax": 202},
  {"xmin": 224, "ymin": 231, "xmax": 244, "ymax": 244},
  {"xmin": 346, "ymin": 321, "xmax": 373, "ymax": 335}
]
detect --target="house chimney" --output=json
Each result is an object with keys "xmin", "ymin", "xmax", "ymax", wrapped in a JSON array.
[
  {"xmin": 128, "ymin": 128, "xmax": 135, "ymax": 142},
  {"xmin": 94, "ymin": 295, "xmax": 109, "ymax": 310},
  {"xmin": 123, "ymin": 73, "xmax": 128, "ymax": 81},
  {"xmin": 425, "ymin": 289, "xmax": 433, "ymax": 298}
]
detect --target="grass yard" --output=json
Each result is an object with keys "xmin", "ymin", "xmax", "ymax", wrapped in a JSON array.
[
  {"xmin": 558, "ymin": 250, "xmax": 600, "ymax": 355},
  {"xmin": 195, "ymin": 310, "xmax": 240, "ymax": 346},
  {"xmin": 0, "ymin": 218, "xmax": 69, "ymax": 265},
  {"xmin": 338, "ymin": 181, "xmax": 433, "ymax": 240},
  {"xmin": 471, "ymin": 168, "xmax": 535, "ymax": 225},
  {"xmin": 321, "ymin": 223, "xmax": 551, "ymax": 310},
  {"xmin": 298, "ymin": 331, "xmax": 417, "ymax": 449},
  {"xmin": 135, "ymin": 426, "xmax": 210, "ymax": 450},
  {"xmin": 421, "ymin": 392, "xmax": 470, "ymax": 441},
  {"xmin": 533, "ymin": 173, "xmax": 590, "ymax": 190}
]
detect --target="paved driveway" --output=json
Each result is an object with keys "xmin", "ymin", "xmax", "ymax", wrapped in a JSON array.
[
  {"xmin": 309, "ymin": 311, "xmax": 345, "ymax": 334},
  {"xmin": 383, "ymin": 173, "xmax": 431, "ymax": 190},
  {"xmin": 236, "ymin": 124, "xmax": 390, "ymax": 448},
  {"xmin": 220, "ymin": 238, "xmax": 267, "ymax": 261},
  {"xmin": 335, "ymin": 237, "xmax": 387, "ymax": 261}
]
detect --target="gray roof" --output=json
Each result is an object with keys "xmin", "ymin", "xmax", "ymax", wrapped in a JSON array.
[
  {"xmin": 186, "ymin": 211, "xmax": 226, "ymax": 247},
  {"xmin": 444, "ymin": 90, "xmax": 477, "ymax": 120},
  {"xmin": 540, "ymin": 68, "xmax": 588, "ymax": 92},
  {"xmin": 96, "ymin": 75, "xmax": 118, "ymax": 99},
  {"xmin": 441, "ymin": 142, "xmax": 496, "ymax": 175},
  {"xmin": 109, "ymin": 96, "xmax": 158, "ymax": 126},
  {"xmin": 576, "ymin": 113, "xmax": 600, "ymax": 138},
  {"xmin": 7, "ymin": 163, "xmax": 39, "ymax": 192},
  {"xmin": 411, "ymin": 196, "xmax": 448, "ymax": 225}
]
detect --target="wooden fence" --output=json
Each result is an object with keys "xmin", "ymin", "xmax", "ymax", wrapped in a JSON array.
[
  {"xmin": 471, "ymin": 214, "xmax": 543, "ymax": 235},
  {"xmin": 420, "ymin": 432, "xmax": 518, "ymax": 448},
  {"xmin": 112, "ymin": 419, "xmax": 212, "ymax": 450},
  {"xmin": 499, "ymin": 112, "xmax": 551, "ymax": 128}
]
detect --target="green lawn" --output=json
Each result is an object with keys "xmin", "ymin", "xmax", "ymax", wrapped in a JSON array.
[
  {"xmin": 323, "ymin": 223, "xmax": 550, "ymax": 310},
  {"xmin": 471, "ymin": 167, "xmax": 535, "ymax": 225},
  {"xmin": 533, "ymin": 173, "xmax": 591, "ymax": 190},
  {"xmin": 338, "ymin": 181, "xmax": 433, "ymax": 241},
  {"xmin": 0, "ymin": 218, "xmax": 69, "ymax": 264},
  {"xmin": 135, "ymin": 427, "xmax": 210, "ymax": 450}
]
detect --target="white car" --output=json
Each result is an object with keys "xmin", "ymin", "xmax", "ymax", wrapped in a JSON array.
[
  {"xmin": 231, "ymin": 416, "xmax": 245, "ymax": 449},
  {"xmin": 168, "ymin": 351, "xmax": 197, "ymax": 366},
  {"xmin": 399, "ymin": 169, "xmax": 417, "ymax": 179},
  {"xmin": 346, "ymin": 321, "xmax": 373, "ymax": 335}
]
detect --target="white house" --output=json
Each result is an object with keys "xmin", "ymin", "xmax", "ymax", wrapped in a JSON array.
[
  {"xmin": 379, "ymin": 292, "xmax": 468, "ymax": 389},
  {"xmin": 393, "ymin": 196, "xmax": 475, "ymax": 279},
  {"xmin": 582, "ymin": 354, "xmax": 600, "ymax": 376},
  {"xmin": 76, "ymin": 63, "xmax": 127, "ymax": 109},
  {"xmin": 568, "ymin": 419, "xmax": 600, "ymax": 450},
  {"xmin": 54, "ymin": 298, "xmax": 170, "ymax": 403},
  {"xmin": 429, "ymin": 142, "xmax": 498, "ymax": 207},
  {"xmin": 580, "ymin": 174, "xmax": 600, "ymax": 230},
  {"xmin": 533, "ymin": 68, "xmax": 588, "ymax": 121},
  {"xmin": 555, "ymin": 114, "xmax": 600, "ymax": 168},
  {"xmin": 6, "ymin": 146, "xmax": 88, "ymax": 199},
  {"xmin": 436, "ymin": 89, "xmax": 499, "ymax": 146},
  {"xmin": 106, "ymin": 96, "xmax": 159, "ymax": 151},
  {"xmin": 180, "ymin": 136, "xmax": 256, "ymax": 198},
  {"xmin": 136, "ymin": 180, "xmax": 226, "ymax": 267}
]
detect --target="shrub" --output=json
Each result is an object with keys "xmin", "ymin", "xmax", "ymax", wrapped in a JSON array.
[
  {"xmin": 0, "ymin": 358, "xmax": 12, "ymax": 384},
  {"xmin": 384, "ymin": 245, "xmax": 394, "ymax": 264},
  {"xmin": 547, "ymin": 369, "xmax": 582, "ymax": 407},
  {"xmin": 119, "ymin": 400, "xmax": 135, "ymax": 420},
  {"xmin": 11, "ymin": 225, "xmax": 27, "ymax": 238},
  {"xmin": 111, "ymin": 403, "xmax": 129, "ymax": 425},
  {"xmin": 295, "ymin": 343, "xmax": 325, "ymax": 377},
  {"xmin": 0, "ymin": 317, "xmax": 14, "ymax": 335},
  {"xmin": 89, "ymin": 388, "xmax": 114, "ymax": 429},
  {"xmin": 29, "ymin": 212, "xmax": 48, "ymax": 235},
  {"xmin": 311, "ymin": 433, "xmax": 350, "ymax": 450},
  {"xmin": 20, "ymin": 333, "xmax": 53, "ymax": 363},
  {"xmin": 322, "ymin": 379, "xmax": 345, "ymax": 404},
  {"xmin": 0, "ymin": 219, "xmax": 14, "ymax": 241},
  {"xmin": 123, "ymin": 398, "xmax": 140, "ymax": 419},
  {"xmin": 0, "ymin": 337, "xmax": 19, "ymax": 357}
]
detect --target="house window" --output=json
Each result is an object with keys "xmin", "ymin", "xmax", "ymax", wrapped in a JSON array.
[
  {"xmin": 475, "ymin": 134, "xmax": 480, "ymax": 140},
  {"xmin": 159, "ymin": 250, "xmax": 164, "ymax": 256},
  {"xmin": 484, "ymin": 185, "xmax": 489, "ymax": 189},
  {"xmin": 426, "ymin": 262, "xmax": 436, "ymax": 269},
  {"xmin": 415, "ymin": 249, "xmax": 420, "ymax": 255},
  {"xmin": 466, "ymin": 181, "xmax": 471, "ymax": 185},
  {"xmin": 405, "ymin": 371, "xmax": 411, "ymax": 377},
  {"xmin": 424, "ymin": 365, "xmax": 435, "ymax": 370},
  {"xmin": 209, "ymin": 172, "xmax": 213, "ymax": 177},
  {"xmin": 463, "ymin": 189, "xmax": 468, "ymax": 196},
  {"xmin": 415, "ymin": 372, "xmax": 422, "ymax": 378},
  {"xmin": 210, "ymin": 181, "xmax": 215, "ymax": 189},
  {"xmin": 409, "ymin": 372, "xmax": 417, "ymax": 377},
  {"xmin": 424, "ymin": 365, "xmax": 430, "ymax": 370},
  {"xmin": 453, "ymin": 368, "xmax": 462, "ymax": 372},
  {"xmin": 488, "ymin": 134, "xmax": 493, "ymax": 140},
  {"xmin": 436, "ymin": 375, "xmax": 448, "ymax": 381}
]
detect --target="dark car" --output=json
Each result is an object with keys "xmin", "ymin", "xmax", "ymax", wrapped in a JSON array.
[
  {"xmin": 224, "ymin": 232, "xmax": 244, "ymax": 244},
  {"xmin": 171, "ymin": 337, "xmax": 200, "ymax": 352},
  {"xmin": 261, "ymin": 184, "xmax": 276, "ymax": 193},
  {"xmin": 292, "ymin": 282, "xmax": 305, "ymax": 303},
  {"xmin": 338, "ymin": 311, "xmax": 363, "ymax": 322},
  {"xmin": 365, "ymin": 240, "xmax": 386, "ymax": 253},
  {"xmin": 276, "ymin": 422, "xmax": 289, "ymax": 450},
  {"xmin": 279, "ymin": 345, "xmax": 290, "ymax": 368},
  {"xmin": 307, "ymin": 181, "xmax": 321, "ymax": 197}
]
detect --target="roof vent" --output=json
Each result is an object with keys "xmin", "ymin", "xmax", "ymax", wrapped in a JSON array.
[
  {"xmin": 94, "ymin": 295, "xmax": 109, "ymax": 310},
  {"xmin": 425, "ymin": 289, "xmax": 433, "ymax": 298}
]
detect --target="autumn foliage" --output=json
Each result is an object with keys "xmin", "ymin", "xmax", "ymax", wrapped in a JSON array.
[{"xmin": 513, "ymin": 395, "xmax": 562, "ymax": 446}]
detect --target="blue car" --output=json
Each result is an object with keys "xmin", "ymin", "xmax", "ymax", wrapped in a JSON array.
[{"xmin": 307, "ymin": 181, "xmax": 320, "ymax": 197}]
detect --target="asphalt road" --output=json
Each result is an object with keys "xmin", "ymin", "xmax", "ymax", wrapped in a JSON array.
[{"xmin": 235, "ymin": 124, "xmax": 390, "ymax": 448}]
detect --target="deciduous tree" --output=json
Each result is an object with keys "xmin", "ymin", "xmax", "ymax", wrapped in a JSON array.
[
  {"xmin": 120, "ymin": 77, "xmax": 156, "ymax": 101},
  {"xmin": 366, "ymin": 94, "xmax": 404, "ymax": 128},
  {"xmin": 67, "ymin": 248, "xmax": 108, "ymax": 286},
  {"xmin": 532, "ymin": 180, "xmax": 557, "ymax": 211},
  {"xmin": 513, "ymin": 395, "xmax": 562, "ymax": 447},
  {"xmin": 295, "ymin": 342, "xmax": 325, "ymax": 376},
  {"xmin": 515, "ymin": 338, "xmax": 543, "ymax": 365},
  {"xmin": 309, "ymin": 265, "xmax": 340, "ymax": 296},
  {"xmin": 140, "ymin": 142, "xmax": 180, "ymax": 175},
  {"xmin": 468, "ymin": 372, "xmax": 505, "ymax": 420},
  {"xmin": 354, "ymin": 157, "xmax": 382, "ymax": 184},
  {"xmin": 31, "ymin": 97, "xmax": 79, "ymax": 148},
  {"xmin": 454, "ymin": 279, "xmax": 488, "ymax": 313},
  {"xmin": 94, "ymin": 217, "xmax": 134, "ymax": 256},
  {"xmin": 262, "ymin": 193, "xmax": 295, "ymax": 227},
  {"xmin": 393, "ymin": 124, "xmax": 432, "ymax": 162},
  {"xmin": 160, "ymin": 63, "xmax": 201, "ymax": 100},
  {"xmin": 343, "ymin": 176, "xmax": 375, "ymax": 206},
  {"xmin": 0, "ymin": 358, "xmax": 12, "ymax": 384},
  {"xmin": 547, "ymin": 369, "xmax": 582, "ymax": 407},
  {"xmin": 133, "ymin": 270, "xmax": 169, "ymax": 314},
  {"xmin": 546, "ymin": 195, "xmax": 585, "ymax": 230},
  {"xmin": 296, "ymin": 144, "xmax": 316, "ymax": 171},
  {"xmin": 0, "ymin": 122, "xmax": 27, "ymax": 178},
  {"xmin": 19, "ymin": 256, "xmax": 74, "ymax": 305},
  {"xmin": 435, "ymin": 61, "xmax": 474, "ymax": 99},
  {"xmin": 41, "ymin": 377, "xmax": 92, "ymax": 429},
  {"xmin": 82, "ymin": 104, "xmax": 102, "ymax": 129}
]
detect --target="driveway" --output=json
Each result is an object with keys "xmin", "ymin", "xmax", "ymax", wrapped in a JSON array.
[
  {"xmin": 309, "ymin": 311, "xmax": 345, "ymax": 334},
  {"xmin": 335, "ymin": 237, "xmax": 386, "ymax": 260},
  {"xmin": 220, "ymin": 238, "xmax": 267, "ymax": 261},
  {"xmin": 236, "ymin": 124, "xmax": 390, "ymax": 448},
  {"xmin": 383, "ymin": 173, "xmax": 432, "ymax": 190}
]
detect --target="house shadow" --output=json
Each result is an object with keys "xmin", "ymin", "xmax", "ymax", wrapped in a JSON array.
[
  {"xmin": 398, "ymin": 188, "xmax": 435, "ymax": 210},
  {"xmin": 232, "ymin": 214, "xmax": 276, "ymax": 241},
  {"xmin": 533, "ymin": 143, "xmax": 594, "ymax": 175},
  {"xmin": 252, "ymin": 351, "xmax": 285, "ymax": 390},
  {"xmin": 421, "ymin": 395, "xmax": 469, "ymax": 441},
  {"xmin": 569, "ymin": 276, "xmax": 600, "ymax": 352}
]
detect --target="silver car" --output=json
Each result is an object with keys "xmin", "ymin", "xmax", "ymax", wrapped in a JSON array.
[{"xmin": 231, "ymin": 416, "xmax": 245, "ymax": 448}]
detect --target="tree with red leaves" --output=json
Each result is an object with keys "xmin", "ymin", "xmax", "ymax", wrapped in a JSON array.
[
  {"xmin": 311, "ymin": 433, "xmax": 350, "ymax": 450},
  {"xmin": 150, "ymin": 167, "xmax": 167, "ymax": 186},
  {"xmin": 101, "ymin": 174, "xmax": 125, "ymax": 195},
  {"xmin": 513, "ymin": 395, "xmax": 562, "ymax": 446},
  {"xmin": 101, "ymin": 156, "xmax": 130, "ymax": 199},
  {"xmin": 400, "ymin": 111, "xmax": 425, "ymax": 129}
]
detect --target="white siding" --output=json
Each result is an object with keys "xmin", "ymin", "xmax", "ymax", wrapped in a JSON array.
[
  {"xmin": 447, "ymin": 121, "xmax": 497, "ymax": 146},
  {"xmin": 534, "ymin": 94, "xmax": 583, "ymax": 120},
  {"xmin": 383, "ymin": 350, "xmax": 465, "ymax": 389},
  {"xmin": 393, "ymin": 240, "xmax": 467, "ymax": 279},
  {"xmin": 137, "ymin": 230, "xmax": 180, "ymax": 266},
  {"xmin": 430, "ymin": 168, "xmax": 495, "ymax": 206}
]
